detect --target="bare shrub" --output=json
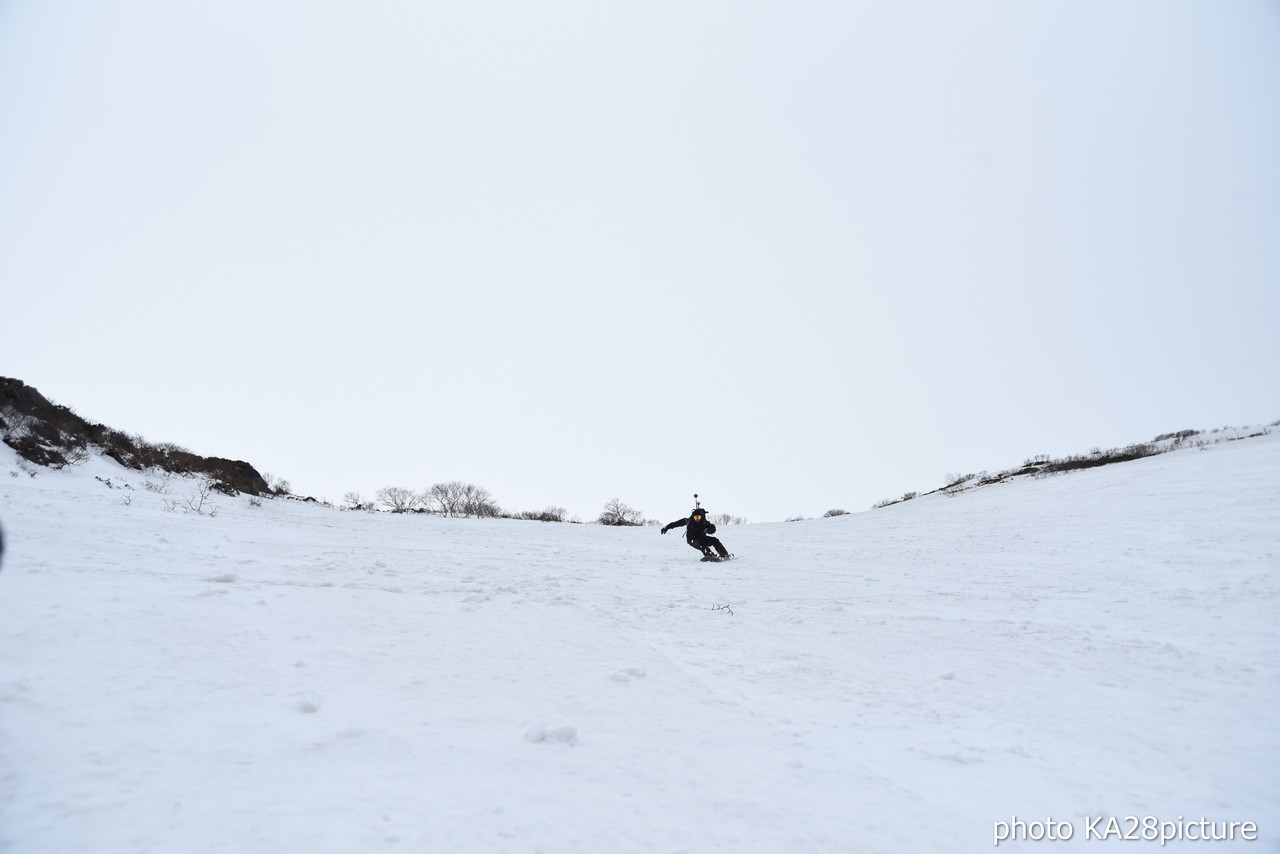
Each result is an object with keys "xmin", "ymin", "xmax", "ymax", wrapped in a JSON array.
[
  {"xmin": 425, "ymin": 481, "xmax": 464, "ymax": 517},
  {"xmin": 248, "ymin": 496, "xmax": 263, "ymax": 508},
  {"xmin": 2, "ymin": 412, "xmax": 36, "ymax": 440},
  {"xmin": 1153, "ymin": 429, "xmax": 1199, "ymax": 443},
  {"xmin": 1041, "ymin": 443, "xmax": 1158, "ymax": 474},
  {"xmin": 182, "ymin": 481, "xmax": 219, "ymax": 516},
  {"xmin": 422, "ymin": 481, "xmax": 499, "ymax": 517},
  {"xmin": 343, "ymin": 491, "xmax": 375, "ymax": 511},
  {"xmin": 461, "ymin": 483, "xmax": 501, "ymax": 518},
  {"xmin": 263, "ymin": 473, "xmax": 291, "ymax": 495},
  {"xmin": 823, "ymin": 509, "xmax": 849, "ymax": 518},
  {"xmin": 520, "ymin": 506, "xmax": 568, "ymax": 522},
  {"xmin": 942, "ymin": 472, "xmax": 975, "ymax": 496},
  {"xmin": 376, "ymin": 486, "xmax": 421, "ymax": 513},
  {"xmin": 598, "ymin": 498, "xmax": 644, "ymax": 526},
  {"xmin": 711, "ymin": 513, "xmax": 748, "ymax": 526}
]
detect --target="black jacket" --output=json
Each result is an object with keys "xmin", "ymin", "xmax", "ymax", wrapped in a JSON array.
[{"xmin": 662, "ymin": 514, "xmax": 717, "ymax": 541}]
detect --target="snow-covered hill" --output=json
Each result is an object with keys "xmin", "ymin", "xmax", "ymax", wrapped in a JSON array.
[{"xmin": 1, "ymin": 434, "xmax": 1277, "ymax": 853}]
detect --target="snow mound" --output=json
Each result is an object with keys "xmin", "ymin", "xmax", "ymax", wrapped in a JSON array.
[{"xmin": 0, "ymin": 433, "xmax": 1277, "ymax": 852}]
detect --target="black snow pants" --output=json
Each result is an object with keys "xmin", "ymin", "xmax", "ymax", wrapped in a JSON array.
[{"xmin": 688, "ymin": 534, "xmax": 729, "ymax": 557}]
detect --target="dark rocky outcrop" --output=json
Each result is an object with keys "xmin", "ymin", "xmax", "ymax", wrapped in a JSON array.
[{"xmin": 1, "ymin": 377, "xmax": 271, "ymax": 496}]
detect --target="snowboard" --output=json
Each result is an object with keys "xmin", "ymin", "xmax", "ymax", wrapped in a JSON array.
[{"xmin": 700, "ymin": 554, "xmax": 734, "ymax": 562}]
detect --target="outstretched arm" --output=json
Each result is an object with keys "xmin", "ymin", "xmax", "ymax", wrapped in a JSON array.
[{"xmin": 660, "ymin": 518, "xmax": 688, "ymax": 534}]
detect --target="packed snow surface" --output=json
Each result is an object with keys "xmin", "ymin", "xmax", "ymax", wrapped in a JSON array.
[{"xmin": 1, "ymin": 435, "xmax": 1277, "ymax": 852}]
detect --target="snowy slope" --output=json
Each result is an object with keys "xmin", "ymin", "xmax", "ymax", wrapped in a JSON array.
[{"xmin": 1, "ymin": 434, "xmax": 1277, "ymax": 853}]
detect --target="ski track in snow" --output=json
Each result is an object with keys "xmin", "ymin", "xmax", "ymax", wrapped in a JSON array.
[{"xmin": 0, "ymin": 435, "xmax": 1277, "ymax": 853}]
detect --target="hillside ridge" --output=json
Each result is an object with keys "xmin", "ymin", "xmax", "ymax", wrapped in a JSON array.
[{"xmin": 0, "ymin": 377, "xmax": 270, "ymax": 496}]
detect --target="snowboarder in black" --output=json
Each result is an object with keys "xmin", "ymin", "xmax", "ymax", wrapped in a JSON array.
[{"xmin": 661, "ymin": 505, "xmax": 730, "ymax": 559}]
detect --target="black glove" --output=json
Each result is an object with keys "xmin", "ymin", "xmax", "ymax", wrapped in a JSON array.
[
  {"xmin": 706, "ymin": 523, "xmax": 717, "ymax": 535},
  {"xmin": 660, "ymin": 525, "xmax": 670, "ymax": 535}
]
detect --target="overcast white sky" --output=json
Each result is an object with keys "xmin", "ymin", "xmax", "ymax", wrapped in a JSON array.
[{"xmin": 2, "ymin": 0, "xmax": 1277, "ymax": 523}]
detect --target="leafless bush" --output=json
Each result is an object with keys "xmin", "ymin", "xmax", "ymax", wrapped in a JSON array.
[
  {"xmin": 598, "ymin": 498, "xmax": 644, "ymax": 526},
  {"xmin": 144, "ymin": 479, "xmax": 170, "ymax": 494},
  {"xmin": 519, "ymin": 506, "xmax": 569, "ymax": 522},
  {"xmin": 1041, "ymin": 443, "xmax": 1157, "ymax": 474},
  {"xmin": 462, "ymin": 484, "xmax": 501, "ymax": 518},
  {"xmin": 342, "ymin": 491, "xmax": 376, "ymax": 511},
  {"xmin": 376, "ymin": 486, "xmax": 421, "ymax": 513},
  {"xmin": 711, "ymin": 513, "xmax": 749, "ymax": 526},
  {"xmin": 424, "ymin": 481, "xmax": 500, "ymax": 517},
  {"xmin": 121, "ymin": 494, "xmax": 134, "ymax": 506},
  {"xmin": 823, "ymin": 509, "xmax": 849, "ymax": 518},
  {"xmin": 248, "ymin": 496, "xmax": 263, "ymax": 508},
  {"xmin": 2, "ymin": 411, "xmax": 36, "ymax": 440},
  {"xmin": 1153, "ymin": 429, "xmax": 1199, "ymax": 443},
  {"xmin": 425, "ymin": 481, "xmax": 463, "ymax": 516},
  {"xmin": 711, "ymin": 603, "xmax": 735, "ymax": 616},
  {"xmin": 182, "ymin": 481, "xmax": 219, "ymax": 516},
  {"xmin": 785, "ymin": 515, "xmax": 809, "ymax": 522},
  {"xmin": 263, "ymin": 473, "xmax": 291, "ymax": 495}
]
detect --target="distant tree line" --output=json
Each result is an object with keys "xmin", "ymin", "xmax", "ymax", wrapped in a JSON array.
[
  {"xmin": 347, "ymin": 488, "xmax": 751, "ymax": 528},
  {"xmin": 360, "ymin": 482, "xmax": 503, "ymax": 517},
  {"xmin": 343, "ymin": 482, "xmax": 571, "ymax": 522},
  {"xmin": 595, "ymin": 500, "xmax": 750, "ymax": 527}
]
